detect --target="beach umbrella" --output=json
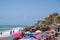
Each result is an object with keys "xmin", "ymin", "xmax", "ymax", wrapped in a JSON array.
[
  {"xmin": 38, "ymin": 33, "xmax": 47, "ymax": 37},
  {"xmin": 20, "ymin": 38, "xmax": 38, "ymax": 40},
  {"xmin": 36, "ymin": 30, "xmax": 42, "ymax": 33},
  {"xmin": 13, "ymin": 32, "xmax": 23, "ymax": 38},
  {"xmin": 31, "ymin": 32, "xmax": 38, "ymax": 34},
  {"xmin": 24, "ymin": 35, "xmax": 35, "ymax": 38},
  {"xmin": 45, "ymin": 30, "xmax": 52, "ymax": 33},
  {"xmin": 51, "ymin": 29, "xmax": 55, "ymax": 32},
  {"xmin": 35, "ymin": 35, "xmax": 42, "ymax": 39},
  {"xmin": 25, "ymin": 31, "xmax": 31, "ymax": 34},
  {"xmin": 45, "ymin": 30, "xmax": 55, "ymax": 33},
  {"xmin": 57, "ymin": 24, "xmax": 60, "ymax": 25},
  {"xmin": 25, "ymin": 36, "xmax": 33, "ymax": 38}
]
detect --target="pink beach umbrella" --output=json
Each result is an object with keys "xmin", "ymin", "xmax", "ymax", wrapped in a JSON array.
[
  {"xmin": 46, "ymin": 30, "xmax": 55, "ymax": 33},
  {"xmin": 35, "ymin": 35, "xmax": 42, "ymax": 39},
  {"xmin": 45, "ymin": 30, "xmax": 51, "ymax": 33},
  {"xmin": 13, "ymin": 32, "xmax": 23, "ymax": 38},
  {"xmin": 51, "ymin": 29, "xmax": 55, "ymax": 32}
]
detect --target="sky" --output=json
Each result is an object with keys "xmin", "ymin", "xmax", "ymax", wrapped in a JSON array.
[{"xmin": 0, "ymin": 0, "xmax": 60, "ymax": 25}]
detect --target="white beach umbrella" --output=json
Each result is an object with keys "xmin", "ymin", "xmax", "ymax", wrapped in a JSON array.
[
  {"xmin": 36, "ymin": 30, "xmax": 42, "ymax": 33},
  {"xmin": 25, "ymin": 31, "xmax": 31, "ymax": 34}
]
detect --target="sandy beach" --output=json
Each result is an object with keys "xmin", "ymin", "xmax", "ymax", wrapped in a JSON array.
[{"xmin": 0, "ymin": 37, "xmax": 10, "ymax": 40}]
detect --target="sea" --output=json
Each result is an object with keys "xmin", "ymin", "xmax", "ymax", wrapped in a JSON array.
[
  {"xmin": 0, "ymin": 25, "xmax": 27, "ymax": 37},
  {"xmin": 0, "ymin": 25, "xmax": 27, "ymax": 31}
]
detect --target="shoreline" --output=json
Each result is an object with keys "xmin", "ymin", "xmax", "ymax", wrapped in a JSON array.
[{"xmin": 0, "ymin": 27, "xmax": 24, "ymax": 38}]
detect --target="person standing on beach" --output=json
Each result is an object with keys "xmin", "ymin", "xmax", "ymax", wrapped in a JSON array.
[
  {"xmin": 0, "ymin": 32, "xmax": 2, "ymax": 35},
  {"xmin": 10, "ymin": 31, "xmax": 12, "ymax": 35},
  {"xmin": 13, "ymin": 30, "xmax": 14, "ymax": 34},
  {"xmin": 10, "ymin": 30, "xmax": 15, "ymax": 35},
  {"xmin": 10, "ymin": 31, "xmax": 14, "ymax": 40}
]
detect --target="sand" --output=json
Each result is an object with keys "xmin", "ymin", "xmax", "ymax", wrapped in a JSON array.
[{"xmin": 0, "ymin": 37, "xmax": 11, "ymax": 40}]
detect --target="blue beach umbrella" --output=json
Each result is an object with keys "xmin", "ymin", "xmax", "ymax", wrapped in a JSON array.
[
  {"xmin": 25, "ymin": 35, "xmax": 35, "ymax": 38},
  {"xmin": 38, "ymin": 33, "xmax": 47, "ymax": 37}
]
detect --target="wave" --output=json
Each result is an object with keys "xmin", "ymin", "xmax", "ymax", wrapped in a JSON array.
[{"xmin": 0, "ymin": 27, "xmax": 24, "ymax": 38}]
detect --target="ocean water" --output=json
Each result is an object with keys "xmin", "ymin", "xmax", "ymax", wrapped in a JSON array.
[
  {"xmin": 0, "ymin": 25, "xmax": 26, "ymax": 31},
  {"xmin": 0, "ymin": 25, "xmax": 27, "ymax": 37}
]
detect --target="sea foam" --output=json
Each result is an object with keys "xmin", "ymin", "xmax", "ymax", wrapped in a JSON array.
[{"xmin": 0, "ymin": 27, "xmax": 24, "ymax": 38}]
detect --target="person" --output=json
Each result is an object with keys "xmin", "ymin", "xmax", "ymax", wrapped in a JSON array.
[
  {"xmin": 46, "ymin": 33, "xmax": 50, "ymax": 40},
  {"xmin": 10, "ymin": 31, "xmax": 14, "ymax": 40},
  {"xmin": 10, "ymin": 31, "xmax": 12, "ymax": 35},
  {"xmin": 50, "ymin": 35, "xmax": 55, "ymax": 40},
  {"xmin": 9, "ymin": 34, "xmax": 14, "ymax": 40},
  {"xmin": 55, "ymin": 32, "xmax": 58, "ymax": 37},
  {"xmin": 13, "ymin": 30, "xmax": 14, "ymax": 33},
  {"xmin": 0, "ymin": 32, "xmax": 2, "ymax": 35},
  {"xmin": 43, "ymin": 37, "xmax": 46, "ymax": 40},
  {"xmin": 56, "ymin": 35, "xmax": 60, "ymax": 40}
]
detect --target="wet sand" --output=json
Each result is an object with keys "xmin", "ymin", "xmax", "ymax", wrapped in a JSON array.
[{"xmin": 0, "ymin": 37, "xmax": 10, "ymax": 40}]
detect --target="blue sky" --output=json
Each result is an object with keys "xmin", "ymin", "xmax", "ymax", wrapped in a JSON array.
[{"xmin": 0, "ymin": 0, "xmax": 60, "ymax": 25}]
